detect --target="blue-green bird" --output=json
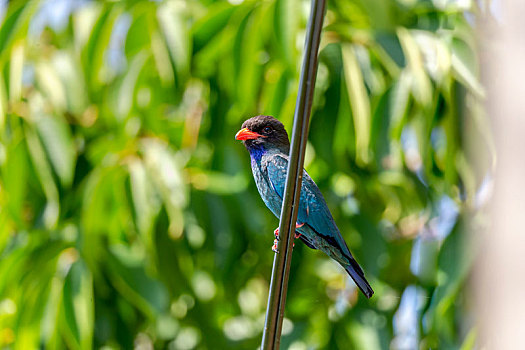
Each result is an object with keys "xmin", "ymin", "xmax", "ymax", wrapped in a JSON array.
[{"xmin": 236, "ymin": 115, "xmax": 373, "ymax": 298}]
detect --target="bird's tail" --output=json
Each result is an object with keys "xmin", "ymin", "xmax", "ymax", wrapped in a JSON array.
[{"xmin": 344, "ymin": 258, "xmax": 374, "ymax": 299}]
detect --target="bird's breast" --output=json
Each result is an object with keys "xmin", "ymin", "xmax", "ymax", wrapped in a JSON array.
[{"xmin": 251, "ymin": 160, "xmax": 282, "ymax": 218}]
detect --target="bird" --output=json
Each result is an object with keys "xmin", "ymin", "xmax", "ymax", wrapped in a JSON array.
[{"xmin": 235, "ymin": 115, "xmax": 373, "ymax": 298}]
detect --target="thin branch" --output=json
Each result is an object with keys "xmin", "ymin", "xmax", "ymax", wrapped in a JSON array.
[{"xmin": 260, "ymin": 0, "xmax": 326, "ymax": 349}]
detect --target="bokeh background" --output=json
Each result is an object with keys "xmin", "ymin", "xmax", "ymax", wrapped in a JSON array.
[{"xmin": 0, "ymin": 0, "xmax": 492, "ymax": 349}]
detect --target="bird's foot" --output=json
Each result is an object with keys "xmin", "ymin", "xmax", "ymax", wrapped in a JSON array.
[
  {"xmin": 272, "ymin": 239, "xmax": 296, "ymax": 252},
  {"xmin": 272, "ymin": 239, "xmax": 279, "ymax": 253},
  {"xmin": 294, "ymin": 222, "xmax": 303, "ymax": 240},
  {"xmin": 272, "ymin": 223, "xmax": 304, "ymax": 252},
  {"xmin": 274, "ymin": 222, "xmax": 304, "ymax": 239}
]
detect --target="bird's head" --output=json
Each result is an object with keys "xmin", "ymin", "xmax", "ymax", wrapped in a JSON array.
[{"xmin": 235, "ymin": 115, "xmax": 290, "ymax": 155}]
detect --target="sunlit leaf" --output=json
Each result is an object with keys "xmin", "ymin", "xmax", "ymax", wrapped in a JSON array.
[
  {"xmin": 141, "ymin": 138, "xmax": 188, "ymax": 239},
  {"xmin": 35, "ymin": 114, "xmax": 76, "ymax": 187},
  {"xmin": 397, "ymin": 28, "xmax": 433, "ymax": 108},
  {"xmin": 0, "ymin": 71, "xmax": 6, "ymax": 131},
  {"xmin": 9, "ymin": 41, "xmax": 24, "ymax": 103},
  {"xmin": 116, "ymin": 50, "xmax": 149, "ymax": 119},
  {"xmin": 342, "ymin": 43, "xmax": 371, "ymax": 165},
  {"xmin": 129, "ymin": 158, "xmax": 160, "ymax": 250},
  {"xmin": 157, "ymin": 1, "xmax": 191, "ymax": 86},
  {"xmin": 52, "ymin": 53, "xmax": 89, "ymax": 115},
  {"xmin": 81, "ymin": 4, "xmax": 122, "ymax": 91},
  {"xmin": 451, "ymin": 37, "xmax": 484, "ymax": 98},
  {"xmin": 24, "ymin": 123, "xmax": 59, "ymax": 228}
]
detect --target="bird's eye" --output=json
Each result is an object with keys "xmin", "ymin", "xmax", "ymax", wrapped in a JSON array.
[{"xmin": 263, "ymin": 126, "xmax": 272, "ymax": 134}]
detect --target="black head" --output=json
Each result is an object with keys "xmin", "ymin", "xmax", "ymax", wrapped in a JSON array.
[{"xmin": 235, "ymin": 115, "xmax": 290, "ymax": 154}]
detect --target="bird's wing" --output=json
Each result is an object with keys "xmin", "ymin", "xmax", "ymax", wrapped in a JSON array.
[{"xmin": 266, "ymin": 154, "xmax": 352, "ymax": 256}]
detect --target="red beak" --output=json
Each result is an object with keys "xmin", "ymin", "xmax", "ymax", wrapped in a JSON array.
[{"xmin": 235, "ymin": 127, "xmax": 264, "ymax": 140}]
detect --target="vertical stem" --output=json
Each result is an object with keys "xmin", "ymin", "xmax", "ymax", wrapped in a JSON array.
[{"xmin": 260, "ymin": 0, "xmax": 326, "ymax": 349}]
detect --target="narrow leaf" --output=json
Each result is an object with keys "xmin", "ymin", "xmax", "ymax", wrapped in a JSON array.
[
  {"xmin": 342, "ymin": 44, "xmax": 371, "ymax": 165},
  {"xmin": 36, "ymin": 114, "xmax": 76, "ymax": 187}
]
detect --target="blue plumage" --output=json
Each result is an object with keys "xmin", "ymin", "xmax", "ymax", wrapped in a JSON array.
[{"xmin": 236, "ymin": 115, "xmax": 373, "ymax": 298}]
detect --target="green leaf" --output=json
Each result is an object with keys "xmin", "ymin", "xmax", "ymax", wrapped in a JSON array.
[
  {"xmin": 369, "ymin": 88, "xmax": 392, "ymax": 168},
  {"xmin": 116, "ymin": 50, "xmax": 149, "ymax": 119},
  {"xmin": 192, "ymin": 2, "xmax": 235, "ymax": 53},
  {"xmin": 0, "ymin": 239, "xmax": 67, "ymax": 349},
  {"xmin": 397, "ymin": 28, "xmax": 433, "ymax": 108},
  {"xmin": 128, "ymin": 159, "xmax": 159, "ymax": 248},
  {"xmin": 52, "ymin": 53, "xmax": 89, "ymax": 115},
  {"xmin": 189, "ymin": 169, "xmax": 248, "ymax": 195},
  {"xmin": 1, "ymin": 124, "xmax": 31, "ymax": 227},
  {"xmin": 107, "ymin": 245, "xmax": 169, "ymax": 317},
  {"xmin": 34, "ymin": 60, "xmax": 66, "ymax": 111},
  {"xmin": 233, "ymin": 6, "xmax": 267, "ymax": 112},
  {"xmin": 342, "ymin": 43, "xmax": 371, "ymax": 165},
  {"xmin": 81, "ymin": 4, "xmax": 122, "ymax": 92},
  {"xmin": 0, "ymin": 1, "xmax": 39, "ymax": 65},
  {"xmin": 60, "ymin": 259, "xmax": 94, "ymax": 350},
  {"xmin": 451, "ymin": 37, "xmax": 484, "ymax": 98},
  {"xmin": 389, "ymin": 70, "xmax": 411, "ymax": 140},
  {"xmin": 81, "ymin": 164, "xmax": 131, "ymax": 240},
  {"xmin": 459, "ymin": 327, "xmax": 477, "ymax": 350},
  {"xmin": 125, "ymin": 7, "xmax": 151, "ymax": 58},
  {"xmin": 141, "ymin": 139, "xmax": 188, "ymax": 239},
  {"xmin": 9, "ymin": 41, "xmax": 24, "ymax": 103},
  {"xmin": 24, "ymin": 124, "xmax": 60, "ymax": 228},
  {"xmin": 0, "ymin": 71, "xmax": 6, "ymax": 132},
  {"xmin": 424, "ymin": 221, "xmax": 475, "ymax": 340},
  {"xmin": 35, "ymin": 114, "xmax": 76, "ymax": 187},
  {"xmin": 157, "ymin": 1, "xmax": 191, "ymax": 86},
  {"xmin": 274, "ymin": 0, "xmax": 299, "ymax": 70}
]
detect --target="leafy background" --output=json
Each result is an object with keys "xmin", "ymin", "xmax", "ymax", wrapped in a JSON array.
[{"xmin": 0, "ymin": 0, "xmax": 491, "ymax": 349}]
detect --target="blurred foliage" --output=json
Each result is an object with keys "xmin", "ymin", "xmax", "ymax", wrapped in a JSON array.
[{"xmin": 0, "ymin": 0, "xmax": 490, "ymax": 349}]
